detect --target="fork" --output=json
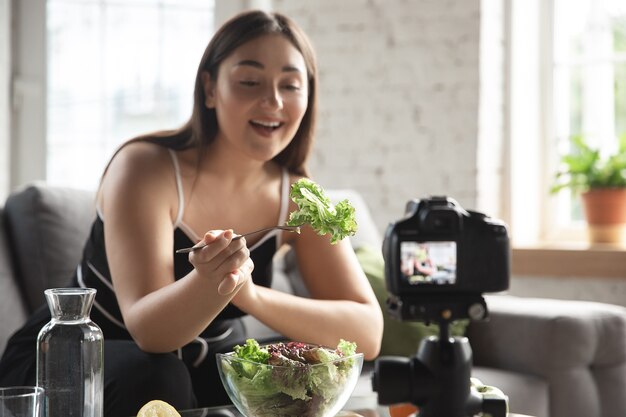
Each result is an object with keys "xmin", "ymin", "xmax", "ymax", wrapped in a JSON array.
[{"xmin": 175, "ymin": 225, "xmax": 301, "ymax": 254}]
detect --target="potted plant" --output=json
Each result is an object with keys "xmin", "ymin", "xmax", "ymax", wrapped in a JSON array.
[{"xmin": 551, "ymin": 134, "xmax": 626, "ymax": 244}]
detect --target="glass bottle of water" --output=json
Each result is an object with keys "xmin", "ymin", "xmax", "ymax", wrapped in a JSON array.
[{"xmin": 37, "ymin": 288, "xmax": 103, "ymax": 417}]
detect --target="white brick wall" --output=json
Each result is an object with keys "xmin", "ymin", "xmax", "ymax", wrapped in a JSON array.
[
  {"xmin": 268, "ymin": 2, "xmax": 626, "ymax": 308},
  {"xmin": 272, "ymin": 0, "xmax": 504, "ymax": 232}
]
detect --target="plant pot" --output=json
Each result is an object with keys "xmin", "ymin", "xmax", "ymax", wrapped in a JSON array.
[{"xmin": 581, "ymin": 188, "xmax": 626, "ymax": 245}]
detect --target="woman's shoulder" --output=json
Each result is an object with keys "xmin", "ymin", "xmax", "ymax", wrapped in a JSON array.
[
  {"xmin": 99, "ymin": 140, "xmax": 179, "ymax": 216},
  {"xmin": 102, "ymin": 140, "xmax": 178, "ymax": 191},
  {"xmin": 108, "ymin": 140, "xmax": 180, "ymax": 180},
  {"xmin": 113, "ymin": 140, "xmax": 171, "ymax": 166}
]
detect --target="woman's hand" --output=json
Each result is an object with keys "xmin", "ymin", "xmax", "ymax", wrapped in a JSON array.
[
  {"xmin": 230, "ymin": 261, "xmax": 258, "ymax": 309},
  {"xmin": 223, "ymin": 256, "xmax": 255, "ymax": 296},
  {"xmin": 188, "ymin": 230, "xmax": 252, "ymax": 295}
]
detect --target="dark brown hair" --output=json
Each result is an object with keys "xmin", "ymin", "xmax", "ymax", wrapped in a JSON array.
[{"xmin": 110, "ymin": 10, "xmax": 317, "ymax": 177}]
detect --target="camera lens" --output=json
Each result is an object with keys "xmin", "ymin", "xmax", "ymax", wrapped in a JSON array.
[
  {"xmin": 372, "ymin": 357, "xmax": 413, "ymax": 405},
  {"xmin": 373, "ymin": 355, "xmax": 436, "ymax": 406}
]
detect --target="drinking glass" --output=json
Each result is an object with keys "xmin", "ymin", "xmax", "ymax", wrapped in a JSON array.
[{"xmin": 0, "ymin": 386, "xmax": 43, "ymax": 417}]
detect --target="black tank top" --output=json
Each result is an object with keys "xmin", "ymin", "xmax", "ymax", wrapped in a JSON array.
[
  {"xmin": 0, "ymin": 152, "xmax": 292, "ymax": 381},
  {"xmin": 75, "ymin": 150, "xmax": 291, "ymax": 343}
]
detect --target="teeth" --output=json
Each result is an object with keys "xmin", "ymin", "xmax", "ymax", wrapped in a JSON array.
[{"xmin": 252, "ymin": 120, "xmax": 281, "ymax": 128}]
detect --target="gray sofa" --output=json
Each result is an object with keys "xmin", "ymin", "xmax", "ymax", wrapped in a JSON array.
[{"xmin": 1, "ymin": 183, "xmax": 625, "ymax": 417}]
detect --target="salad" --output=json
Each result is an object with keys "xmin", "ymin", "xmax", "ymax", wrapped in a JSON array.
[
  {"xmin": 218, "ymin": 339, "xmax": 362, "ymax": 417},
  {"xmin": 286, "ymin": 178, "xmax": 358, "ymax": 244}
]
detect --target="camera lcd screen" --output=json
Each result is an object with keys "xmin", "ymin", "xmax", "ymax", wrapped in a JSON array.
[{"xmin": 400, "ymin": 241, "xmax": 457, "ymax": 285}]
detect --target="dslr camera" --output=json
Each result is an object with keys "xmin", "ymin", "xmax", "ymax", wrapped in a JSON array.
[
  {"xmin": 372, "ymin": 196, "xmax": 511, "ymax": 417},
  {"xmin": 382, "ymin": 196, "xmax": 509, "ymax": 323}
]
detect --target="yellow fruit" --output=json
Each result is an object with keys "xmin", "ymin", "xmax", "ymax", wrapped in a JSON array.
[{"xmin": 136, "ymin": 400, "xmax": 181, "ymax": 417}]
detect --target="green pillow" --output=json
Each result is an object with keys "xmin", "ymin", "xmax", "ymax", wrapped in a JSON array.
[{"xmin": 355, "ymin": 245, "xmax": 468, "ymax": 357}]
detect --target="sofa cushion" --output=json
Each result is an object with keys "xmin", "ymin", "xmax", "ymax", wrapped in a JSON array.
[
  {"xmin": 472, "ymin": 366, "xmax": 549, "ymax": 417},
  {"xmin": 469, "ymin": 295, "xmax": 626, "ymax": 417},
  {"xmin": 4, "ymin": 182, "xmax": 95, "ymax": 313},
  {"xmin": 0, "ymin": 207, "xmax": 28, "ymax": 354},
  {"xmin": 325, "ymin": 189, "xmax": 382, "ymax": 251},
  {"xmin": 355, "ymin": 245, "xmax": 468, "ymax": 357}
]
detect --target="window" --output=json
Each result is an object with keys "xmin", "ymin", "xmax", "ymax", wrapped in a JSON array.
[
  {"xmin": 46, "ymin": 0, "xmax": 215, "ymax": 191},
  {"xmin": 546, "ymin": 0, "xmax": 626, "ymax": 241},
  {"xmin": 508, "ymin": 0, "xmax": 626, "ymax": 246}
]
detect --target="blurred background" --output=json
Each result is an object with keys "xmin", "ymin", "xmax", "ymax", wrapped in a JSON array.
[{"xmin": 1, "ymin": 0, "xmax": 625, "ymax": 304}]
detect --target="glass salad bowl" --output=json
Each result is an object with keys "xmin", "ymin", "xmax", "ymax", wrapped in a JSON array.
[{"xmin": 216, "ymin": 340, "xmax": 364, "ymax": 417}]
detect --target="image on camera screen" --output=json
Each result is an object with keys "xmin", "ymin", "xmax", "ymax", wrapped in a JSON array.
[{"xmin": 400, "ymin": 241, "xmax": 457, "ymax": 285}]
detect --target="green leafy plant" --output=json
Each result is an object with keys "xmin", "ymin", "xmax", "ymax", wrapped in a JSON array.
[{"xmin": 551, "ymin": 133, "xmax": 626, "ymax": 194}]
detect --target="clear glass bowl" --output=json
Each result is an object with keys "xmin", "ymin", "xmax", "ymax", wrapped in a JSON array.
[{"xmin": 216, "ymin": 345, "xmax": 364, "ymax": 417}]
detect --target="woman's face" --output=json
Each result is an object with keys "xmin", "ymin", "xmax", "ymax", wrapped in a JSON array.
[{"xmin": 203, "ymin": 34, "xmax": 309, "ymax": 162}]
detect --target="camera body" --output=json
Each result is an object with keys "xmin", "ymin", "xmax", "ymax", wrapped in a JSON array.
[{"xmin": 382, "ymin": 196, "xmax": 510, "ymax": 321}]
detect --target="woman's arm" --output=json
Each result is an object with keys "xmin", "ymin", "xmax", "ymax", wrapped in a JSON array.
[
  {"xmin": 231, "ymin": 224, "xmax": 384, "ymax": 360},
  {"xmin": 100, "ymin": 142, "xmax": 252, "ymax": 353}
]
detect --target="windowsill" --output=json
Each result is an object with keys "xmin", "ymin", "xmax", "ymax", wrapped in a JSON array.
[{"xmin": 512, "ymin": 242, "xmax": 626, "ymax": 279}]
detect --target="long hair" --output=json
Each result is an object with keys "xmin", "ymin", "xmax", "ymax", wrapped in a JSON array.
[{"xmin": 106, "ymin": 10, "xmax": 318, "ymax": 177}]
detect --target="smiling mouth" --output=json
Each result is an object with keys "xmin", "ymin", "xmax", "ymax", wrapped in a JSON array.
[{"xmin": 250, "ymin": 119, "xmax": 284, "ymax": 133}]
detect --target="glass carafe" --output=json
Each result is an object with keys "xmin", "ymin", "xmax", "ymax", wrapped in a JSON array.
[{"xmin": 36, "ymin": 288, "xmax": 103, "ymax": 417}]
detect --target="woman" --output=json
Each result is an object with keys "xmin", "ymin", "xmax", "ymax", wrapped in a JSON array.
[{"xmin": 0, "ymin": 10, "xmax": 383, "ymax": 416}]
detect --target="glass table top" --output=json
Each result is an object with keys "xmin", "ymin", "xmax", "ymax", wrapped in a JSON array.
[
  {"xmin": 175, "ymin": 401, "xmax": 533, "ymax": 417},
  {"xmin": 176, "ymin": 394, "xmax": 389, "ymax": 417}
]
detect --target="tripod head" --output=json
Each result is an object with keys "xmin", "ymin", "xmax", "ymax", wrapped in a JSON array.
[{"xmin": 371, "ymin": 295, "xmax": 508, "ymax": 417}]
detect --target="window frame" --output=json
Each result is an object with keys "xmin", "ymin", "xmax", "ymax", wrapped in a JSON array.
[
  {"xmin": 9, "ymin": 0, "xmax": 48, "ymax": 193},
  {"xmin": 508, "ymin": 0, "xmax": 626, "ymax": 280},
  {"xmin": 0, "ymin": 0, "xmax": 11, "ymax": 201},
  {"xmin": 541, "ymin": 0, "xmax": 626, "ymax": 244}
]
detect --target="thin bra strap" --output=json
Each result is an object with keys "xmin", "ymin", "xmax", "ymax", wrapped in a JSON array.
[{"xmin": 167, "ymin": 149, "xmax": 185, "ymax": 227}]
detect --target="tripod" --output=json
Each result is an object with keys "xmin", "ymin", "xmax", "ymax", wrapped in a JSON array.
[{"xmin": 372, "ymin": 296, "xmax": 507, "ymax": 417}]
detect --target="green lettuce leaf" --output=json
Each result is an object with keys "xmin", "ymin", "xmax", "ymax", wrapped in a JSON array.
[
  {"xmin": 336, "ymin": 339, "xmax": 357, "ymax": 357},
  {"xmin": 232, "ymin": 339, "xmax": 270, "ymax": 379},
  {"xmin": 286, "ymin": 178, "xmax": 358, "ymax": 244},
  {"xmin": 234, "ymin": 339, "xmax": 270, "ymax": 363}
]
